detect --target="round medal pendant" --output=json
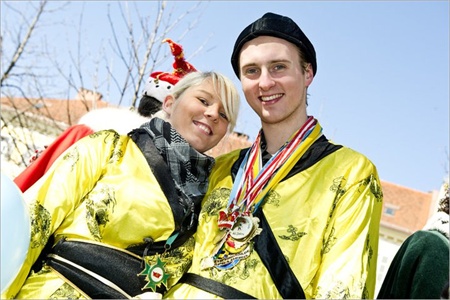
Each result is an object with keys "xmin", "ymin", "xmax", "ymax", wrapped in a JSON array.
[{"xmin": 230, "ymin": 215, "xmax": 253, "ymax": 240}]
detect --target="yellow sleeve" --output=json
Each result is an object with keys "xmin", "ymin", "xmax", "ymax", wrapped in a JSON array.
[
  {"xmin": 2, "ymin": 130, "xmax": 122, "ymax": 298},
  {"xmin": 311, "ymin": 163, "xmax": 383, "ymax": 299}
]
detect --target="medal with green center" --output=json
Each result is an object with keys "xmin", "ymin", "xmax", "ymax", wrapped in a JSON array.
[{"xmin": 138, "ymin": 255, "xmax": 170, "ymax": 292}]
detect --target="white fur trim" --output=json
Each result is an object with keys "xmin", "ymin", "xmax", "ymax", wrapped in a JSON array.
[
  {"xmin": 78, "ymin": 107, "xmax": 150, "ymax": 135},
  {"xmin": 423, "ymin": 211, "xmax": 450, "ymax": 239},
  {"xmin": 143, "ymin": 77, "xmax": 173, "ymax": 102}
]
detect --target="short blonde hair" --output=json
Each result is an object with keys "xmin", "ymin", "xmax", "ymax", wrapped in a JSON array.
[{"xmin": 156, "ymin": 71, "xmax": 240, "ymax": 133}]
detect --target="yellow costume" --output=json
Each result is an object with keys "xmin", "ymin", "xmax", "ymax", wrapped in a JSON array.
[
  {"xmin": 166, "ymin": 121, "xmax": 383, "ymax": 299},
  {"xmin": 3, "ymin": 118, "xmax": 214, "ymax": 299}
]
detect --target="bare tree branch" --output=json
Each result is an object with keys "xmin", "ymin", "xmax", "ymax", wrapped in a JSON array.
[{"xmin": 1, "ymin": 1, "xmax": 47, "ymax": 85}]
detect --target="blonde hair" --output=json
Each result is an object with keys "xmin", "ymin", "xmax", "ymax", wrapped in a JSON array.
[{"xmin": 155, "ymin": 71, "xmax": 240, "ymax": 133}]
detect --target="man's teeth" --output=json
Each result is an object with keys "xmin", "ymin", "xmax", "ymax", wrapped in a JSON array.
[{"xmin": 261, "ymin": 94, "xmax": 283, "ymax": 101}]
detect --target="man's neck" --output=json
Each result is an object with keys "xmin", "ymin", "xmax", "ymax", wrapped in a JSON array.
[{"xmin": 261, "ymin": 115, "xmax": 309, "ymax": 155}]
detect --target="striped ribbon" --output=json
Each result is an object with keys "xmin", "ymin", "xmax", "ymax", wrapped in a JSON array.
[{"xmin": 218, "ymin": 116, "xmax": 322, "ymax": 229}]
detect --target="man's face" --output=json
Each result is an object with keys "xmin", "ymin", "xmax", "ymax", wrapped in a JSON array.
[{"xmin": 238, "ymin": 36, "xmax": 313, "ymax": 127}]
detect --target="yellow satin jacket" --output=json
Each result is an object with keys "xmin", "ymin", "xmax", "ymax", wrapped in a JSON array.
[
  {"xmin": 3, "ymin": 130, "xmax": 194, "ymax": 299},
  {"xmin": 166, "ymin": 138, "xmax": 383, "ymax": 299}
]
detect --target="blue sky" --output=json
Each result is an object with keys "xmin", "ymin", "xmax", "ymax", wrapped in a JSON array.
[{"xmin": 2, "ymin": 1, "xmax": 449, "ymax": 193}]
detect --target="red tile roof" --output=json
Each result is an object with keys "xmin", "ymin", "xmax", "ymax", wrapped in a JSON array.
[
  {"xmin": 380, "ymin": 180, "xmax": 433, "ymax": 234},
  {"xmin": 1, "ymin": 95, "xmax": 112, "ymax": 127}
]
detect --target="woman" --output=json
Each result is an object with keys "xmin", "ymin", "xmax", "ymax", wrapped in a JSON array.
[{"xmin": 2, "ymin": 71, "xmax": 240, "ymax": 299}]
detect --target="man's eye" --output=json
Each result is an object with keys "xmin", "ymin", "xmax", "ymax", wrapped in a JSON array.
[
  {"xmin": 273, "ymin": 64, "xmax": 286, "ymax": 71},
  {"xmin": 244, "ymin": 68, "xmax": 258, "ymax": 75}
]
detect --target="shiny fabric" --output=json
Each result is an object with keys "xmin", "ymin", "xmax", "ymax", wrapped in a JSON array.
[
  {"xmin": 3, "ymin": 130, "xmax": 195, "ymax": 299},
  {"xmin": 14, "ymin": 124, "xmax": 94, "ymax": 192},
  {"xmin": 165, "ymin": 138, "xmax": 383, "ymax": 299}
]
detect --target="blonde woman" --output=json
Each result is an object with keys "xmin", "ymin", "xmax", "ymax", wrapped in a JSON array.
[{"xmin": 3, "ymin": 71, "xmax": 240, "ymax": 299}]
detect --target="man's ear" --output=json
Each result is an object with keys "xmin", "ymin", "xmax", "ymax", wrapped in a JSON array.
[
  {"xmin": 305, "ymin": 67, "xmax": 314, "ymax": 86},
  {"xmin": 162, "ymin": 94, "xmax": 175, "ymax": 115}
]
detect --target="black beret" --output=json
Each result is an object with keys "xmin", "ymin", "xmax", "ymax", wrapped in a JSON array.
[{"xmin": 231, "ymin": 12, "xmax": 317, "ymax": 78}]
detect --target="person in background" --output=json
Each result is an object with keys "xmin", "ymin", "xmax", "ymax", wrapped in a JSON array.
[
  {"xmin": 165, "ymin": 12, "xmax": 383, "ymax": 299},
  {"xmin": 14, "ymin": 38, "xmax": 196, "ymax": 193},
  {"xmin": 2, "ymin": 71, "xmax": 240, "ymax": 299},
  {"xmin": 377, "ymin": 185, "xmax": 449, "ymax": 299}
]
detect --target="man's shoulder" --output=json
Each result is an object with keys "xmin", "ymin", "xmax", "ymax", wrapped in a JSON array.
[
  {"xmin": 328, "ymin": 142, "xmax": 376, "ymax": 167},
  {"xmin": 215, "ymin": 147, "xmax": 248, "ymax": 164}
]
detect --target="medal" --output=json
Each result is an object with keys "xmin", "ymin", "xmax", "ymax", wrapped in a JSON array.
[
  {"xmin": 202, "ymin": 117, "xmax": 321, "ymax": 271},
  {"xmin": 230, "ymin": 215, "xmax": 253, "ymax": 240},
  {"xmin": 138, "ymin": 254, "xmax": 170, "ymax": 292}
]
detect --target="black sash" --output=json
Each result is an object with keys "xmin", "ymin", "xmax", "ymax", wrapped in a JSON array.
[
  {"xmin": 127, "ymin": 128, "xmax": 197, "ymax": 255},
  {"xmin": 46, "ymin": 238, "xmax": 156, "ymax": 299},
  {"xmin": 179, "ymin": 273, "xmax": 255, "ymax": 299},
  {"xmin": 254, "ymin": 209, "xmax": 306, "ymax": 298}
]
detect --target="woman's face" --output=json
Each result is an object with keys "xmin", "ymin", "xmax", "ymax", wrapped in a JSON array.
[{"xmin": 163, "ymin": 79, "xmax": 229, "ymax": 153}]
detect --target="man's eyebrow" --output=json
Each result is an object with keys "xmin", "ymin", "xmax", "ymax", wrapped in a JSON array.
[{"xmin": 241, "ymin": 59, "xmax": 292, "ymax": 69}]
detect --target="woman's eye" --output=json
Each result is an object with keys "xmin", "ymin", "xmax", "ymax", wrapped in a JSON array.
[
  {"xmin": 199, "ymin": 98, "xmax": 208, "ymax": 105},
  {"xmin": 220, "ymin": 112, "xmax": 228, "ymax": 120}
]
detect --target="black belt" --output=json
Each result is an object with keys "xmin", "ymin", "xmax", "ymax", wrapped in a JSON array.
[
  {"xmin": 179, "ymin": 273, "xmax": 255, "ymax": 299},
  {"xmin": 46, "ymin": 238, "xmax": 165, "ymax": 299}
]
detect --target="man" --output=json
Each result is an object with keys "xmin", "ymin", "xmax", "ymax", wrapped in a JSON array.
[{"xmin": 165, "ymin": 12, "xmax": 383, "ymax": 299}]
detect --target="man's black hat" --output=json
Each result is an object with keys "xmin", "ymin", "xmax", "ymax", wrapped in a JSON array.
[{"xmin": 231, "ymin": 12, "xmax": 317, "ymax": 78}]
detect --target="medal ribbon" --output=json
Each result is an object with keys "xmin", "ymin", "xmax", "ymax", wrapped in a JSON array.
[{"xmin": 218, "ymin": 116, "xmax": 323, "ymax": 229}]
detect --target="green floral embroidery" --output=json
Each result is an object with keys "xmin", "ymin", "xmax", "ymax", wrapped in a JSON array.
[
  {"xmin": 207, "ymin": 257, "xmax": 259, "ymax": 286},
  {"xmin": 279, "ymin": 225, "xmax": 307, "ymax": 241},
  {"xmin": 109, "ymin": 140, "xmax": 124, "ymax": 163},
  {"xmin": 89, "ymin": 130, "xmax": 123, "ymax": 163},
  {"xmin": 362, "ymin": 284, "xmax": 369, "ymax": 299},
  {"xmin": 165, "ymin": 237, "xmax": 195, "ymax": 284},
  {"xmin": 369, "ymin": 175, "xmax": 383, "ymax": 202},
  {"xmin": 324, "ymin": 281, "xmax": 351, "ymax": 299},
  {"xmin": 29, "ymin": 202, "xmax": 51, "ymax": 248},
  {"xmin": 366, "ymin": 234, "xmax": 373, "ymax": 267},
  {"xmin": 329, "ymin": 176, "xmax": 346, "ymax": 217},
  {"xmin": 314, "ymin": 279, "xmax": 368, "ymax": 299},
  {"xmin": 263, "ymin": 190, "xmax": 280, "ymax": 207},
  {"xmin": 62, "ymin": 146, "xmax": 80, "ymax": 171},
  {"xmin": 49, "ymin": 282, "xmax": 84, "ymax": 299},
  {"xmin": 322, "ymin": 227, "xmax": 337, "ymax": 255},
  {"xmin": 358, "ymin": 174, "xmax": 383, "ymax": 202},
  {"xmin": 85, "ymin": 185, "xmax": 117, "ymax": 241},
  {"xmin": 201, "ymin": 188, "xmax": 230, "ymax": 223}
]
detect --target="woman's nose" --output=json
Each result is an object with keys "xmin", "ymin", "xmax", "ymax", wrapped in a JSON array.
[{"xmin": 205, "ymin": 105, "xmax": 219, "ymax": 123}]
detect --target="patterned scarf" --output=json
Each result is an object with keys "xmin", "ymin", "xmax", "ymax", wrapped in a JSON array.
[{"xmin": 139, "ymin": 117, "xmax": 215, "ymax": 203}]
